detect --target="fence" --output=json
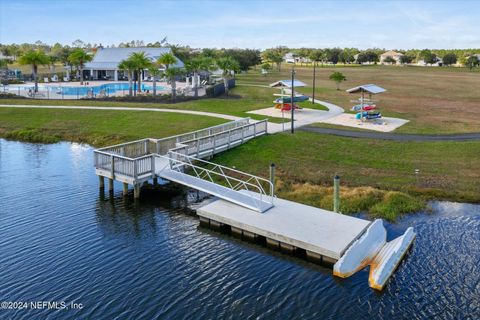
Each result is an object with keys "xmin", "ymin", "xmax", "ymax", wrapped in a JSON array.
[
  {"xmin": 0, "ymin": 82, "xmax": 201, "ymax": 100},
  {"xmin": 206, "ymin": 79, "xmax": 236, "ymax": 97}
]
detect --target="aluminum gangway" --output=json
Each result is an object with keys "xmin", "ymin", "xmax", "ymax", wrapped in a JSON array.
[{"xmin": 94, "ymin": 118, "xmax": 274, "ymax": 212}]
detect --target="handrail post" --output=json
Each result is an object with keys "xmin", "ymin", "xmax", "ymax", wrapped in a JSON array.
[
  {"xmin": 134, "ymin": 159, "xmax": 138, "ymax": 180},
  {"xmin": 254, "ymin": 123, "xmax": 257, "ymax": 137},
  {"xmin": 151, "ymin": 155, "xmax": 155, "ymax": 177},
  {"xmin": 111, "ymin": 155, "xmax": 115, "ymax": 179}
]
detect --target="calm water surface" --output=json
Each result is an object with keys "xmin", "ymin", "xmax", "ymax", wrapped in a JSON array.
[{"xmin": 0, "ymin": 139, "xmax": 479, "ymax": 319}]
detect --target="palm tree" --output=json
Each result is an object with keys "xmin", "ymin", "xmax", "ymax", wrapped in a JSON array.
[
  {"xmin": 184, "ymin": 56, "xmax": 212, "ymax": 98},
  {"xmin": 118, "ymin": 59, "xmax": 136, "ymax": 96},
  {"xmin": 18, "ymin": 50, "xmax": 50, "ymax": 92},
  {"xmin": 68, "ymin": 48, "xmax": 92, "ymax": 84},
  {"xmin": 215, "ymin": 56, "xmax": 240, "ymax": 96},
  {"xmin": 163, "ymin": 67, "xmax": 184, "ymax": 102},
  {"xmin": 148, "ymin": 64, "xmax": 162, "ymax": 97},
  {"xmin": 157, "ymin": 53, "xmax": 177, "ymax": 70},
  {"xmin": 129, "ymin": 52, "xmax": 152, "ymax": 93}
]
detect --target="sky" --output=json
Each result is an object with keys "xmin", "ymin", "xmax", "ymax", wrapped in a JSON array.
[{"xmin": 0, "ymin": 0, "xmax": 479, "ymax": 49}]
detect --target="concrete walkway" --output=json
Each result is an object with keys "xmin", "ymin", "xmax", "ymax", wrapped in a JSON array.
[{"xmin": 301, "ymin": 126, "xmax": 480, "ymax": 141}]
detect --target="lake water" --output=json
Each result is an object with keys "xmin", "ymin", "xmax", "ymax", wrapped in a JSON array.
[{"xmin": 0, "ymin": 139, "xmax": 478, "ymax": 319}]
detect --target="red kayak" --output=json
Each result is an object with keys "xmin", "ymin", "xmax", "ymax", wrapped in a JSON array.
[{"xmin": 362, "ymin": 105, "xmax": 376, "ymax": 111}]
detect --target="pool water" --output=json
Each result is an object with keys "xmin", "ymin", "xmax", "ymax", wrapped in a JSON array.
[{"xmin": 48, "ymin": 83, "xmax": 167, "ymax": 95}]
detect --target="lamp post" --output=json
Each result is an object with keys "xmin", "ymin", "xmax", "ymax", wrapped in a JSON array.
[
  {"xmin": 312, "ymin": 61, "xmax": 316, "ymax": 104},
  {"xmin": 291, "ymin": 67, "xmax": 295, "ymax": 134}
]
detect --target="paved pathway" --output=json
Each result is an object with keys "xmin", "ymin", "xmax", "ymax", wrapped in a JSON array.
[{"xmin": 300, "ymin": 126, "xmax": 480, "ymax": 141}]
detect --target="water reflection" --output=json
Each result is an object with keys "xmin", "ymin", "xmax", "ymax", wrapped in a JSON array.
[{"xmin": 0, "ymin": 139, "xmax": 479, "ymax": 319}]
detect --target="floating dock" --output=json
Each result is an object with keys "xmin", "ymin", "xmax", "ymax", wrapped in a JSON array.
[
  {"xmin": 94, "ymin": 118, "xmax": 415, "ymax": 290},
  {"xmin": 197, "ymin": 190, "xmax": 370, "ymax": 262}
]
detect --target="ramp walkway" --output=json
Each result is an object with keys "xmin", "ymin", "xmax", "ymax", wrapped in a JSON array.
[{"xmin": 94, "ymin": 118, "xmax": 273, "ymax": 212}]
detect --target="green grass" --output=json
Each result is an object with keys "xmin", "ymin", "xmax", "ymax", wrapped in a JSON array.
[
  {"xmin": 0, "ymin": 85, "xmax": 327, "ymax": 122},
  {"xmin": 238, "ymin": 65, "xmax": 480, "ymax": 134},
  {"xmin": 210, "ymin": 131, "xmax": 480, "ymax": 219},
  {"xmin": 0, "ymin": 107, "xmax": 226, "ymax": 147}
]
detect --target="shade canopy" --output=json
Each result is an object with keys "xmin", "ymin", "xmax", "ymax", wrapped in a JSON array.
[
  {"xmin": 346, "ymin": 84, "xmax": 386, "ymax": 95},
  {"xmin": 270, "ymin": 79, "xmax": 307, "ymax": 88}
]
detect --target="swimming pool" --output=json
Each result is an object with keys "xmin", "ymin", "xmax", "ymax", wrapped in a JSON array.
[
  {"xmin": 50, "ymin": 83, "xmax": 168, "ymax": 95},
  {"xmin": 5, "ymin": 82, "xmax": 168, "ymax": 96}
]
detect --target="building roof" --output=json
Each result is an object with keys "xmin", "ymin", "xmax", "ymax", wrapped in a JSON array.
[
  {"xmin": 380, "ymin": 50, "xmax": 404, "ymax": 57},
  {"xmin": 84, "ymin": 47, "xmax": 184, "ymax": 70},
  {"xmin": 270, "ymin": 79, "xmax": 307, "ymax": 88},
  {"xmin": 346, "ymin": 84, "xmax": 386, "ymax": 94}
]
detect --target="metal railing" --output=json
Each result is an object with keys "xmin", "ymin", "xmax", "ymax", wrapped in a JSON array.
[
  {"xmin": 96, "ymin": 118, "xmax": 252, "ymax": 158},
  {"xmin": 93, "ymin": 119, "xmax": 271, "ymax": 208},
  {"xmin": 164, "ymin": 151, "xmax": 274, "ymax": 206}
]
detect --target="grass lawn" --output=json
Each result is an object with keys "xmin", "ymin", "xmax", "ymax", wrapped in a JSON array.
[
  {"xmin": 0, "ymin": 107, "xmax": 226, "ymax": 146},
  {"xmin": 238, "ymin": 65, "xmax": 480, "ymax": 134},
  {"xmin": 211, "ymin": 131, "xmax": 480, "ymax": 219},
  {"xmin": 0, "ymin": 84, "xmax": 326, "ymax": 123}
]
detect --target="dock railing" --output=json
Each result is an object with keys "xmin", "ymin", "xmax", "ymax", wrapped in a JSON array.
[
  {"xmin": 164, "ymin": 151, "xmax": 274, "ymax": 206},
  {"xmin": 94, "ymin": 118, "xmax": 269, "ymax": 186}
]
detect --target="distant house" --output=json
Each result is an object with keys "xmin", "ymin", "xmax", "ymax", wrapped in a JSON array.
[
  {"xmin": 380, "ymin": 50, "xmax": 404, "ymax": 64},
  {"xmin": 82, "ymin": 47, "xmax": 184, "ymax": 81},
  {"xmin": 283, "ymin": 52, "xmax": 311, "ymax": 64},
  {"xmin": 0, "ymin": 53, "xmax": 13, "ymax": 61}
]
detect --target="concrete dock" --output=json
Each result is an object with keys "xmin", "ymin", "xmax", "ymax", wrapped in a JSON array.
[{"xmin": 197, "ymin": 190, "xmax": 371, "ymax": 262}]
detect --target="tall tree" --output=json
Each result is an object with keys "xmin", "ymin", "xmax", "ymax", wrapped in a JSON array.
[
  {"xmin": 157, "ymin": 53, "xmax": 177, "ymax": 70},
  {"xmin": 118, "ymin": 59, "xmax": 136, "ymax": 96},
  {"xmin": 216, "ymin": 56, "xmax": 240, "ymax": 96},
  {"xmin": 163, "ymin": 67, "xmax": 185, "ymax": 102},
  {"xmin": 129, "ymin": 51, "xmax": 152, "ymax": 92},
  {"xmin": 68, "ymin": 48, "xmax": 92, "ymax": 84},
  {"xmin": 185, "ymin": 56, "xmax": 213, "ymax": 98},
  {"xmin": 148, "ymin": 64, "xmax": 162, "ymax": 97},
  {"xmin": 18, "ymin": 50, "xmax": 49, "ymax": 92}
]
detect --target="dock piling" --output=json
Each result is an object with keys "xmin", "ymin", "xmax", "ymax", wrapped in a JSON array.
[
  {"xmin": 108, "ymin": 178, "xmax": 114, "ymax": 192},
  {"xmin": 123, "ymin": 183, "xmax": 128, "ymax": 196},
  {"xmin": 98, "ymin": 176, "xmax": 104, "ymax": 189},
  {"xmin": 334, "ymin": 175, "xmax": 340, "ymax": 213},
  {"xmin": 133, "ymin": 184, "xmax": 140, "ymax": 199},
  {"xmin": 270, "ymin": 163, "xmax": 276, "ymax": 194}
]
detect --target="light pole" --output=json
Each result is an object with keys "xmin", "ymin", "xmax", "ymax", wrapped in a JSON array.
[
  {"xmin": 312, "ymin": 60, "xmax": 316, "ymax": 104},
  {"xmin": 291, "ymin": 67, "xmax": 295, "ymax": 134}
]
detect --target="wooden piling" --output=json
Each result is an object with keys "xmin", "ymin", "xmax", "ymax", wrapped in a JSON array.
[
  {"xmin": 280, "ymin": 242, "xmax": 295, "ymax": 254},
  {"xmin": 231, "ymin": 226, "xmax": 243, "ymax": 239},
  {"xmin": 133, "ymin": 184, "xmax": 140, "ymax": 199},
  {"xmin": 123, "ymin": 183, "xmax": 128, "ymax": 196},
  {"xmin": 199, "ymin": 216, "xmax": 210, "ymax": 228},
  {"xmin": 266, "ymin": 238, "xmax": 280, "ymax": 250},
  {"xmin": 306, "ymin": 250, "xmax": 323, "ymax": 264},
  {"xmin": 98, "ymin": 175, "xmax": 104, "ymax": 188},
  {"xmin": 108, "ymin": 178, "xmax": 114, "ymax": 192}
]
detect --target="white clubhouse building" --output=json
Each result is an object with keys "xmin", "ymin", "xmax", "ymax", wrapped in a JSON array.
[{"xmin": 82, "ymin": 47, "xmax": 184, "ymax": 81}]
